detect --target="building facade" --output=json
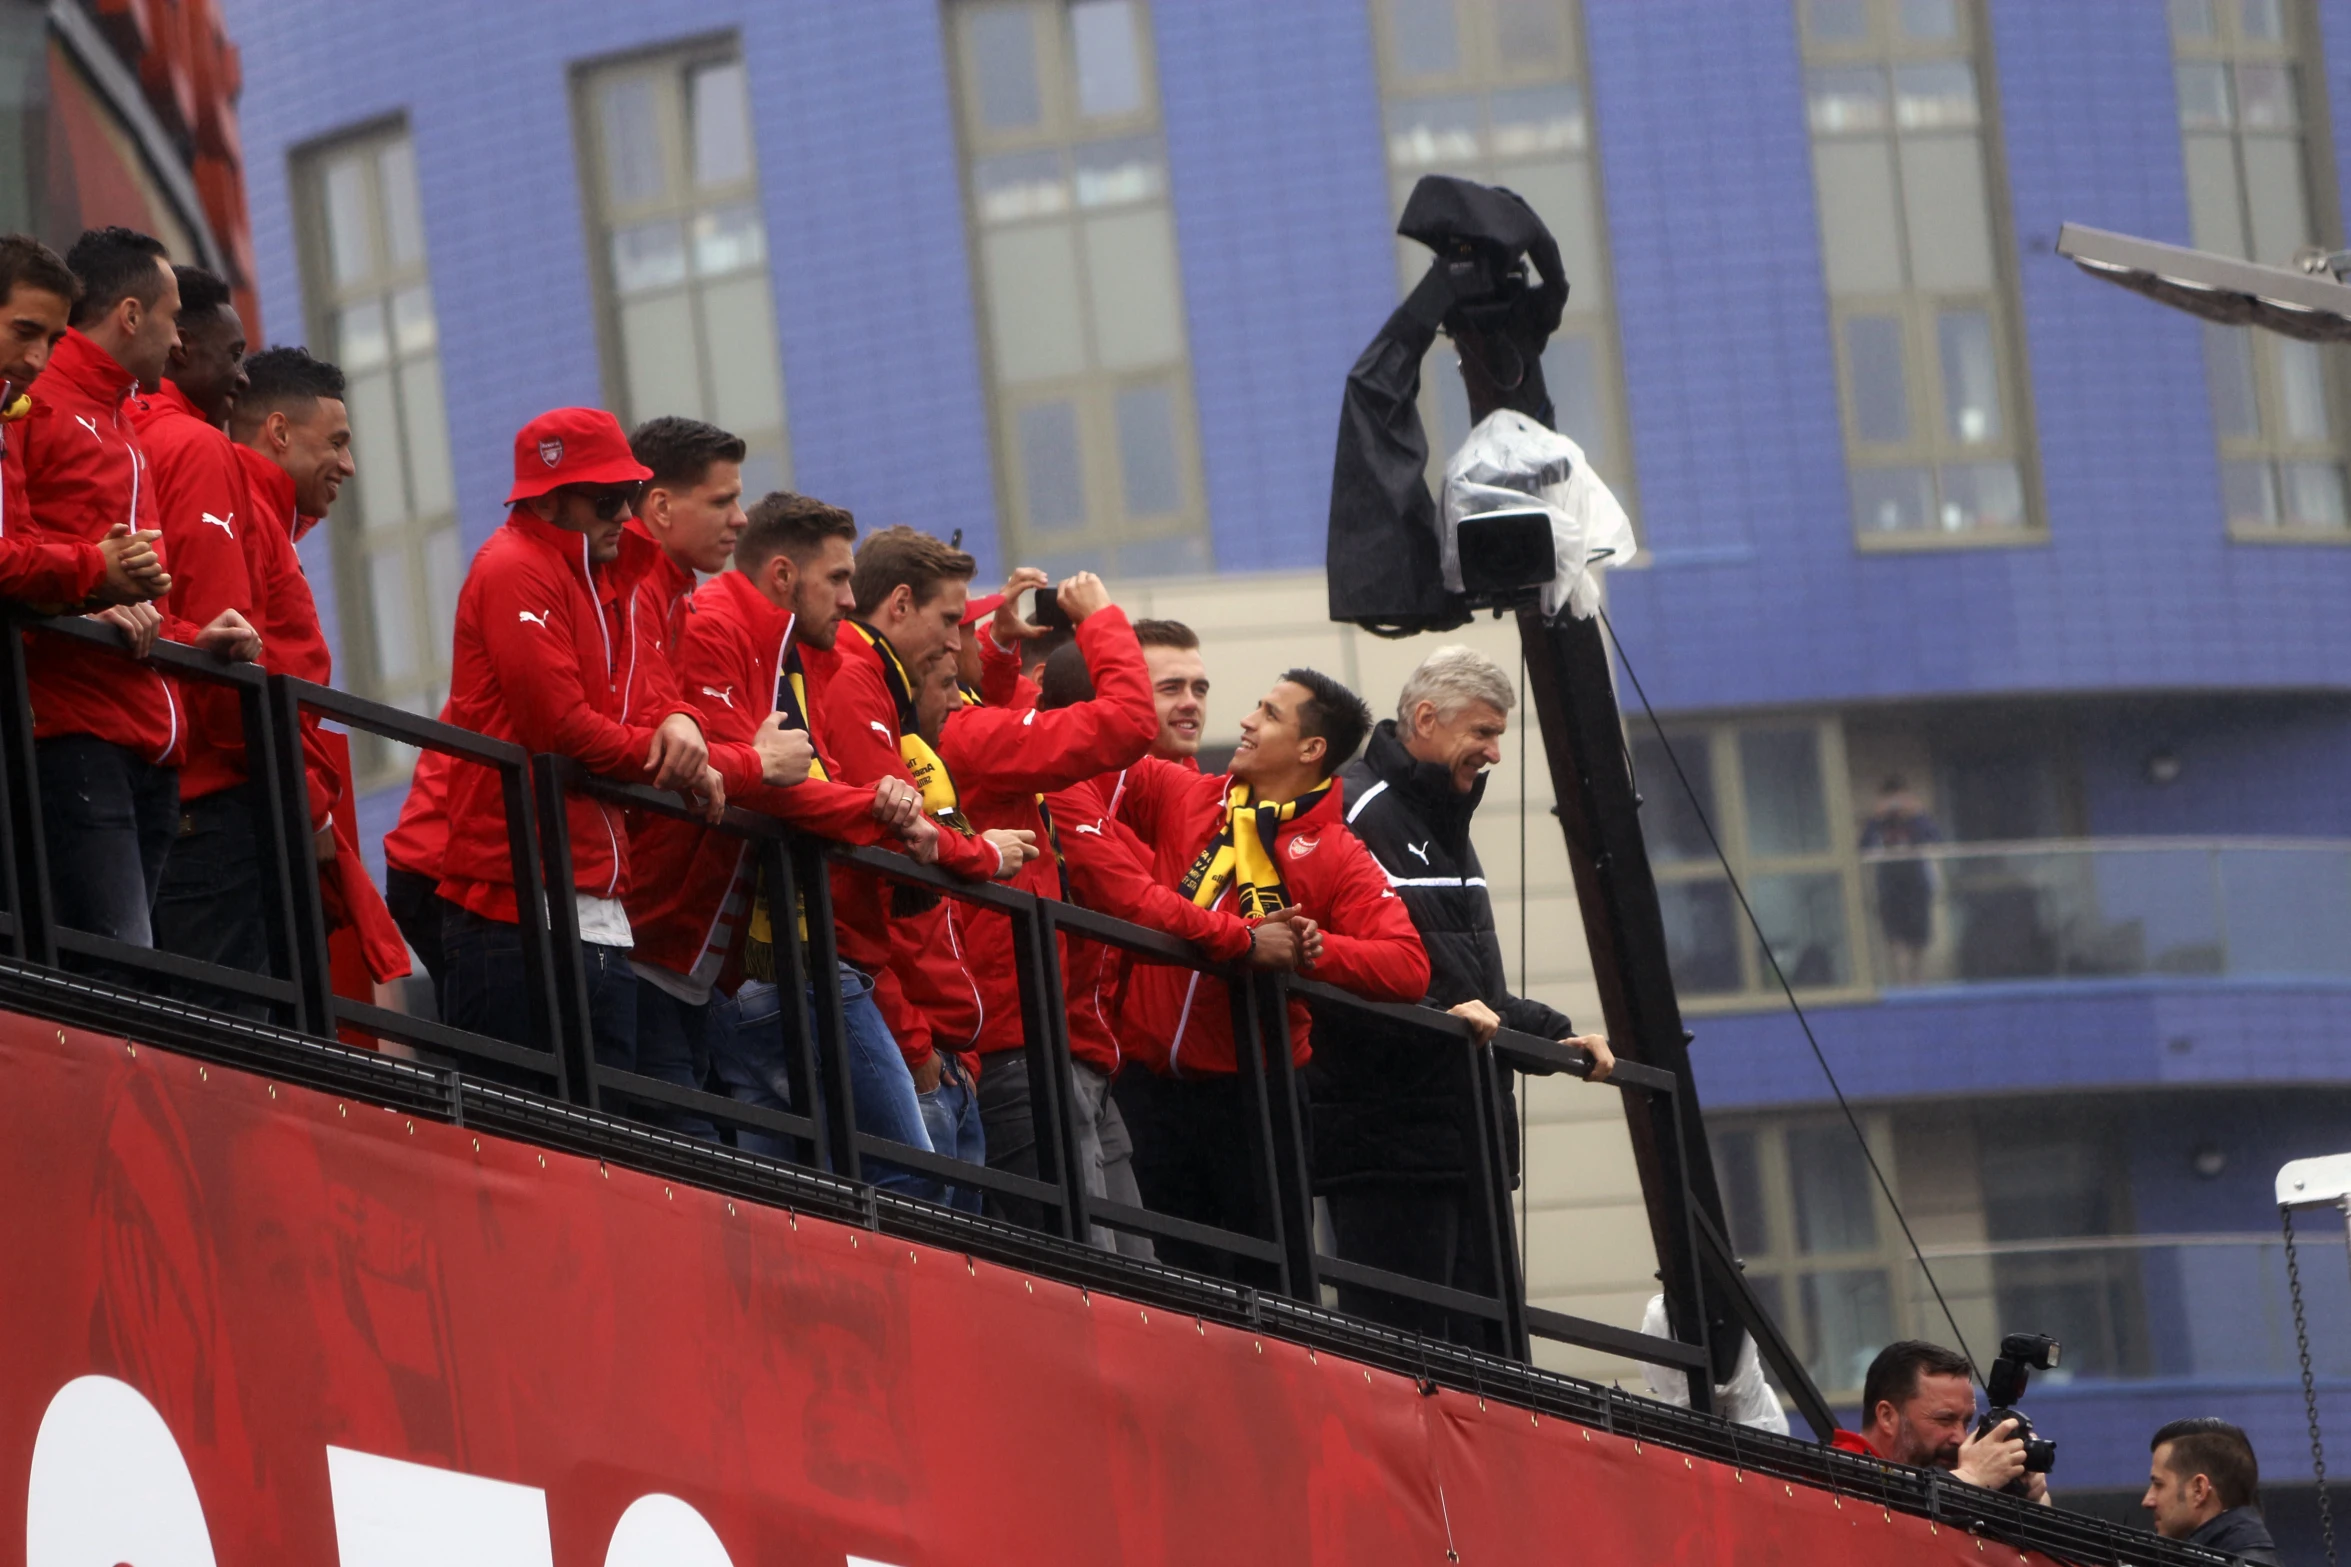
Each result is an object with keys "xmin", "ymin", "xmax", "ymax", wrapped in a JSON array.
[{"xmin": 221, "ymin": 0, "xmax": 2350, "ymax": 1529}]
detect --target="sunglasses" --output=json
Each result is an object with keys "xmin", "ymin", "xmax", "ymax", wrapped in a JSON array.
[{"xmin": 564, "ymin": 483, "xmax": 643, "ymax": 522}]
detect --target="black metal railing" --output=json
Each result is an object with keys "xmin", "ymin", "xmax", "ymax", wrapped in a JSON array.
[{"xmin": 0, "ymin": 609, "xmax": 2238, "ymax": 1567}]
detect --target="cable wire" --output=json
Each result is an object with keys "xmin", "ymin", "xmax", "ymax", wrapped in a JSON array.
[
  {"xmin": 1594, "ymin": 605, "xmax": 1981, "ymax": 1381},
  {"xmin": 1518, "ymin": 644, "xmax": 1532, "ymax": 1265}
]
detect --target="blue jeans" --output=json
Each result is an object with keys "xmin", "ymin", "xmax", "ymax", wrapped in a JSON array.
[
  {"xmin": 37, "ymin": 733, "xmax": 177, "ymax": 955},
  {"xmin": 711, "ymin": 965, "xmax": 940, "ymax": 1200},
  {"xmin": 632, "ymin": 978, "xmax": 716, "ymax": 1140},
  {"xmin": 920, "ymin": 1052, "xmax": 987, "ymax": 1213},
  {"xmin": 439, "ymin": 904, "xmax": 637, "ymax": 1087}
]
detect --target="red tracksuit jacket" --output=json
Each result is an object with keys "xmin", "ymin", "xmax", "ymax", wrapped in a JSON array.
[
  {"xmin": 17, "ymin": 329, "xmax": 190, "ymax": 762},
  {"xmin": 1110, "ymin": 758, "xmax": 1429, "ymax": 1074},
  {"xmin": 438, "ymin": 510, "xmax": 692, "ymax": 922},
  {"xmin": 920, "ymin": 606, "xmax": 1157, "ymax": 1072},
  {"xmin": 385, "ymin": 736, "xmax": 453, "ymax": 880},
  {"xmin": 0, "ymin": 408, "xmax": 105, "ymax": 607},
  {"xmin": 625, "ymin": 567, "xmax": 902, "ymax": 985},
  {"xmin": 804, "ymin": 623, "xmax": 1003, "ymax": 1067}
]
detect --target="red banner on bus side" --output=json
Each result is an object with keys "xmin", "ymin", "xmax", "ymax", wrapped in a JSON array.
[{"xmin": 0, "ymin": 1015, "xmax": 2047, "ymax": 1565}]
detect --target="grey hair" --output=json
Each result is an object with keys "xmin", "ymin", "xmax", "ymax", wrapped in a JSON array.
[{"xmin": 1396, "ymin": 644, "xmax": 1515, "ymax": 728}]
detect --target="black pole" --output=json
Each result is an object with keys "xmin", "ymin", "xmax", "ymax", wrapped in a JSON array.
[
  {"xmin": 796, "ymin": 839, "xmax": 861, "ymax": 1184},
  {"xmin": 529, "ymin": 754, "xmax": 599, "ymax": 1106},
  {"xmin": 0, "ymin": 615, "xmax": 52, "ymax": 965},
  {"xmin": 263, "ymin": 674, "xmax": 337, "ymax": 1035}
]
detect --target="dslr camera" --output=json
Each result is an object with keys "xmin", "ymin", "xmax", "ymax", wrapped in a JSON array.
[{"xmin": 1974, "ymin": 1332, "xmax": 2060, "ymax": 1492}]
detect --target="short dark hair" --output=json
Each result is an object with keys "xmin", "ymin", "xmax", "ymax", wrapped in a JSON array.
[
  {"xmin": 630, "ymin": 416, "xmax": 746, "ymax": 492},
  {"xmin": 1279, "ymin": 667, "xmax": 1372, "ymax": 779},
  {"xmin": 2154, "ymin": 1419, "xmax": 2259, "ymax": 1512},
  {"xmin": 234, "ymin": 346, "xmax": 345, "ymax": 431},
  {"xmin": 0, "ymin": 235, "xmax": 79, "ymax": 312},
  {"xmin": 173, "ymin": 264, "xmax": 233, "ymax": 322},
  {"xmin": 851, "ymin": 524, "xmax": 977, "ymax": 616},
  {"xmin": 63, "ymin": 226, "xmax": 169, "ymax": 327},
  {"xmin": 739, "ymin": 489, "xmax": 856, "ymax": 572},
  {"xmin": 1037, "ymin": 640, "xmax": 1095, "ymax": 711},
  {"xmin": 1133, "ymin": 618, "xmax": 1198, "ymax": 651},
  {"xmin": 1860, "ymin": 1341, "xmax": 1975, "ymax": 1424}
]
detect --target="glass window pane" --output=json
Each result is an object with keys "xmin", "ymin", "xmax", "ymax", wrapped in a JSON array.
[
  {"xmin": 611, "ymin": 219, "xmax": 689, "ymax": 295},
  {"xmin": 424, "ymin": 524, "xmax": 462, "ymax": 664},
  {"xmin": 1752, "ymin": 871, "xmax": 1853, "ymax": 987},
  {"xmin": 1493, "ymin": 0, "xmax": 1564, "ymax": 64},
  {"xmin": 1715, "ymin": 1128, "xmax": 1770, "ymax": 1257},
  {"xmin": 598, "ymin": 74, "xmax": 667, "ymax": 209},
  {"xmin": 1937, "ymin": 309, "xmax": 2002, "ymax": 446},
  {"xmin": 2277, "ymin": 336, "xmax": 2330, "ymax": 442},
  {"xmin": 974, "ymin": 149, "xmax": 1072, "ymax": 223},
  {"xmin": 390, "ymin": 286, "xmax": 436, "ymax": 357},
  {"xmin": 1114, "ymin": 381, "xmax": 1181, "ymax": 516},
  {"xmin": 1490, "ymin": 84, "xmax": 1585, "ymax": 157},
  {"xmin": 1504, "ymin": 158, "xmax": 1602, "ymax": 306},
  {"xmin": 1800, "ymin": 1269, "xmax": 1893, "ymax": 1396},
  {"xmin": 2170, "ymin": 0, "xmax": 2217, "ymax": 38},
  {"xmin": 1807, "ymin": 67, "xmax": 1888, "ymax": 134},
  {"xmin": 2222, "ymin": 459, "xmax": 2280, "ymax": 525},
  {"xmin": 2176, "ymin": 62, "xmax": 2232, "ymax": 129},
  {"xmin": 1542, "ymin": 332, "xmax": 1606, "ymax": 466},
  {"xmin": 982, "ymin": 223, "xmax": 1087, "ymax": 383},
  {"xmin": 1899, "ymin": 0, "xmax": 1958, "ymax": 39},
  {"xmin": 2203, "ymin": 323, "xmax": 2259, "ymax": 438},
  {"xmin": 699, "ymin": 273, "xmax": 787, "ymax": 436},
  {"xmin": 619, "ymin": 291, "xmax": 703, "ymax": 424},
  {"xmin": 1893, "ymin": 63, "xmax": 1978, "ymax": 131},
  {"xmin": 1632, "ymin": 732, "xmax": 1718, "ymax": 863},
  {"xmin": 1901, "ymin": 136, "xmax": 1996, "ymax": 291},
  {"xmin": 1852, "ymin": 466, "xmax": 1934, "ymax": 533},
  {"xmin": 1844, "ymin": 314, "xmax": 1911, "ymax": 444},
  {"xmin": 2237, "ymin": 63, "xmax": 2298, "ymax": 130},
  {"xmin": 1813, "ymin": 140, "xmax": 1904, "ymax": 295},
  {"xmin": 968, "ymin": 5, "xmax": 1043, "ymax": 130},
  {"xmin": 369, "ymin": 544, "xmax": 418, "ymax": 682},
  {"xmin": 1386, "ymin": 94, "xmax": 1483, "ymax": 167},
  {"xmin": 1938, "ymin": 460, "xmax": 2025, "ymax": 530},
  {"xmin": 1074, "ymin": 135, "xmax": 1165, "ymax": 208},
  {"xmin": 1016, "ymin": 400, "xmax": 1086, "ymax": 532},
  {"xmin": 690, "ymin": 61, "xmax": 753, "ymax": 189},
  {"xmin": 376, "ymin": 139, "xmax": 424, "ymax": 269},
  {"xmin": 1802, "ymin": 0, "xmax": 1869, "ymax": 43},
  {"xmin": 398, "ymin": 357, "xmax": 454, "ymax": 520},
  {"xmin": 337, "ymin": 298, "xmax": 389, "ymax": 373},
  {"xmin": 323, "ymin": 153, "xmax": 374, "ymax": 286},
  {"xmin": 1788, "ymin": 1126, "xmax": 1879, "ymax": 1253},
  {"xmin": 1113, "ymin": 532, "xmax": 1212, "ymax": 578},
  {"xmin": 2283, "ymin": 462, "xmax": 2350, "ymax": 529},
  {"xmin": 1070, "ymin": 0, "xmax": 1145, "ymax": 119},
  {"xmin": 1387, "ymin": 0, "xmax": 1461, "ymax": 77},
  {"xmin": 2183, "ymin": 134, "xmax": 2249, "ymax": 256},
  {"xmin": 692, "ymin": 202, "xmax": 768, "ymax": 277},
  {"xmin": 1658, "ymin": 878, "xmax": 1742, "ymax": 995},
  {"xmin": 1740, "ymin": 729, "xmax": 1830, "ymax": 856},
  {"xmin": 2243, "ymin": 135, "xmax": 2313, "ymax": 265},
  {"xmin": 2241, "ymin": 0, "xmax": 2284, "ymax": 42},
  {"xmin": 1083, "ymin": 207, "xmax": 1186, "ymax": 371},
  {"xmin": 343, "ymin": 369, "xmax": 409, "ymax": 525}
]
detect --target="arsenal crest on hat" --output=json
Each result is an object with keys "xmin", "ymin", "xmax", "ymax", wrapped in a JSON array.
[{"xmin": 538, "ymin": 438, "xmax": 564, "ymax": 468}]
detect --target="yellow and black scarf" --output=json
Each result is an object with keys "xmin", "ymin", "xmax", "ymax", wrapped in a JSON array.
[
  {"xmin": 1178, "ymin": 782, "xmax": 1330, "ymax": 918},
  {"xmin": 744, "ymin": 646, "xmax": 825, "ymax": 981}
]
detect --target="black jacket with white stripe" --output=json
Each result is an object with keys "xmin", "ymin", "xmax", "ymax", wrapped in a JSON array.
[{"xmin": 1308, "ymin": 721, "xmax": 1574, "ymax": 1189}]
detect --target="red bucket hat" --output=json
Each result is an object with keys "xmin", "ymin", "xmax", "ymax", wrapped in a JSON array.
[{"xmin": 506, "ymin": 407, "xmax": 652, "ymax": 505}]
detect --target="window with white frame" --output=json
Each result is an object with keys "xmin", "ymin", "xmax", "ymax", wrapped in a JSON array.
[
  {"xmin": 950, "ymin": 0, "xmax": 1210, "ymax": 577},
  {"xmin": 295, "ymin": 123, "xmax": 459, "ymax": 785},
  {"xmin": 1798, "ymin": 0, "xmax": 2037, "ymax": 542},
  {"xmin": 577, "ymin": 44, "xmax": 791, "ymax": 499},
  {"xmin": 2171, "ymin": 0, "xmax": 2350, "ymax": 536},
  {"xmin": 1370, "ymin": 0, "xmax": 1635, "ymax": 511}
]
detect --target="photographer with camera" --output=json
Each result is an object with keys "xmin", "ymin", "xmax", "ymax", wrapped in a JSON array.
[
  {"xmin": 1831, "ymin": 1341, "xmax": 2052, "ymax": 1503},
  {"xmin": 2142, "ymin": 1419, "xmax": 2280, "ymax": 1564}
]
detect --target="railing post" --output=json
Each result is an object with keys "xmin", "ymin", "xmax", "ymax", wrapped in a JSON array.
[
  {"xmin": 528, "ymin": 754, "xmax": 598, "ymax": 1107},
  {"xmin": 260, "ymin": 674, "xmax": 336, "ymax": 1035},
  {"xmin": 1257, "ymin": 974, "xmax": 1322, "ymax": 1306},
  {"xmin": 1467, "ymin": 1039, "xmax": 1532, "ymax": 1361},
  {"xmin": 0, "ymin": 613, "xmax": 54, "ymax": 965},
  {"xmin": 795, "ymin": 838, "xmax": 861, "ymax": 1184},
  {"xmin": 758, "ymin": 835, "xmax": 826, "ymax": 1168},
  {"xmin": 1019, "ymin": 900, "xmax": 1089, "ymax": 1242}
]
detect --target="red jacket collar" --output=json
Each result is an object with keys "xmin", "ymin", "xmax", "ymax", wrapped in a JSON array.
[
  {"xmin": 707, "ymin": 564, "xmax": 797, "ymax": 651},
  {"xmin": 48, "ymin": 329, "xmax": 139, "ymax": 410},
  {"xmin": 504, "ymin": 504, "xmax": 606, "ymax": 594},
  {"xmin": 623, "ymin": 516, "xmax": 697, "ymax": 606},
  {"xmin": 232, "ymin": 443, "xmax": 299, "ymax": 537},
  {"xmin": 146, "ymin": 378, "xmax": 205, "ymax": 424}
]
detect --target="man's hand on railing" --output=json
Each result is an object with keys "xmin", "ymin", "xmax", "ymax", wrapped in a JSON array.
[
  {"xmin": 645, "ymin": 712, "xmax": 709, "ymax": 793},
  {"xmin": 869, "ymin": 776, "xmax": 921, "ymax": 830},
  {"xmin": 191, "ymin": 608, "xmax": 262, "ymax": 663},
  {"xmin": 1564, "ymin": 1032, "xmax": 1615, "ymax": 1082},
  {"xmin": 90, "ymin": 600, "xmax": 161, "ymax": 657},
  {"xmin": 97, "ymin": 524, "xmax": 169, "ymax": 604},
  {"xmin": 690, "ymin": 764, "xmax": 726, "ymax": 824},
  {"xmin": 1448, "ymin": 998, "xmax": 1501, "ymax": 1044},
  {"xmin": 753, "ymin": 713, "xmax": 814, "ymax": 786},
  {"xmin": 1057, "ymin": 570, "xmax": 1111, "ymax": 623},
  {"xmin": 982, "ymin": 827, "xmax": 1038, "ymax": 880},
  {"xmin": 897, "ymin": 812, "xmax": 941, "ymax": 864}
]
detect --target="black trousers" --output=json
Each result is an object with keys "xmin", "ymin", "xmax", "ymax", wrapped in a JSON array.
[
  {"xmin": 1327, "ymin": 1183, "xmax": 1501, "ymax": 1350},
  {"xmin": 976, "ymin": 1049, "xmax": 1046, "ymax": 1233},
  {"xmin": 150, "ymin": 781, "xmax": 271, "ymax": 1019},
  {"xmin": 383, "ymin": 865, "xmax": 457, "ymax": 1005},
  {"xmin": 1117, "ymin": 1069, "xmax": 1279, "ymax": 1291}
]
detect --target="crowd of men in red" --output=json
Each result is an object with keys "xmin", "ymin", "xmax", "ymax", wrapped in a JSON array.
[{"xmin": 0, "ymin": 222, "xmax": 1604, "ymax": 1313}]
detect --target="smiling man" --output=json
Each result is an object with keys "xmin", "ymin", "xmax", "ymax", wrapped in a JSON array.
[
  {"xmin": 1134, "ymin": 617, "xmax": 1208, "ymax": 763},
  {"xmin": 1312, "ymin": 644, "xmax": 1613, "ymax": 1345}
]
